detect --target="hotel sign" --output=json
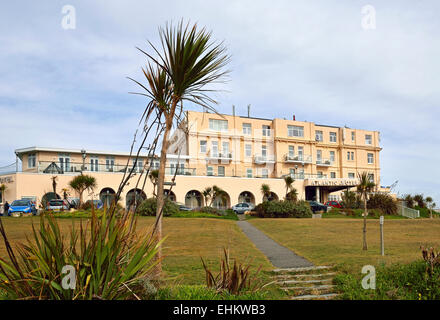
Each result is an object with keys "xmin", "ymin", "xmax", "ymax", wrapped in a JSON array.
[
  {"xmin": 0, "ymin": 176, "xmax": 13, "ymax": 184},
  {"xmin": 306, "ymin": 178, "xmax": 358, "ymax": 187}
]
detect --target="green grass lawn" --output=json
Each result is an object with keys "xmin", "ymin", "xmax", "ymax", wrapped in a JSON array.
[
  {"xmin": 248, "ymin": 218, "xmax": 440, "ymax": 274},
  {"xmin": 0, "ymin": 216, "xmax": 273, "ymax": 286}
]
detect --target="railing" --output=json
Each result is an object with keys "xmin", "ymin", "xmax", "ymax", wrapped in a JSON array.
[
  {"xmin": 284, "ymin": 154, "xmax": 312, "ymax": 163},
  {"xmin": 316, "ymin": 159, "xmax": 333, "ymax": 166},
  {"xmin": 165, "ymin": 167, "xmax": 196, "ymax": 176},
  {"xmin": 397, "ymin": 202, "xmax": 420, "ymax": 219},
  {"xmin": 285, "ymin": 173, "xmax": 328, "ymax": 180},
  {"xmin": 253, "ymin": 154, "xmax": 276, "ymax": 164},
  {"xmin": 205, "ymin": 151, "xmax": 233, "ymax": 161}
]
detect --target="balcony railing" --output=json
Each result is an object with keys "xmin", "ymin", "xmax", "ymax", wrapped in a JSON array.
[
  {"xmin": 284, "ymin": 154, "xmax": 313, "ymax": 164},
  {"xmin": 285, "ymin": 173, "xmax": 328, "ymax": 180},
  {"xmin": 253, "ymin": 154, "xmax": 276, "ymax": 164},
  {"xmin": 205, "ymin": 151, "xmax": 233, "ymax": 161},
  {"xmin": 316, "ymin": 159, "xmax": 333, "ymax": 166}
]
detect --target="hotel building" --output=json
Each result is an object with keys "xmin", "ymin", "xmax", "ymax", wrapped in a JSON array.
[{"xmin": 0, "ymin": 110, "xmax": 383, "ymax": 209}]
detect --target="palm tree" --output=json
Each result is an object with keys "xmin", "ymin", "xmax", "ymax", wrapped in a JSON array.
[
  {"xmin": 202, "ymin": 186, "xmax": 213, "ymax": 207},
  {"xmin": 261, "ymin": 184, "xmax": 271, "ymax": 202},
  {"xmin": 357, "ymin": 172, "xmax": 376, "ymax": 251},
  {"xmin": 414, "ymin": 194, "xmax": 426, "ymax": 208},
  {"xmin": 69, "ymin": 174, "xmax": 97, "ymax": 208},
  {"xmin": 284, "ymin": 176, "xmax": 295, "ymax": 200},
  {"xmin": 133, "ymin": 21, "xmax": 230, "ymax": 276},
  {"xmin": 211, "ymin": 185, "xmax": 227, "ymax": 208},
  {"xmin": 149, "ymin": 169, "xmax": 159, "ymax": 197},
  {"xmin": 426, "ymin": 196, "xmax": 434, "ymax": 219},
  {"xmin": 404, "ymin": 194, "xmax": 414, "ymax": 208},
  {"xmin": 286, "ymin": 188, "xmax": 298, "ymax": 202}
]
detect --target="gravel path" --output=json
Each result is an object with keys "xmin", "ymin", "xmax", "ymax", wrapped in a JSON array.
[{"xmin": 237, "ymin": 220, "xmax": 313, "ymax": 268}]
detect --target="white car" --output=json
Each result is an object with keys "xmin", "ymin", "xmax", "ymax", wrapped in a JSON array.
[{"xmin": 232, "ymin": 203, "xmax": 254, "ymax": 214}]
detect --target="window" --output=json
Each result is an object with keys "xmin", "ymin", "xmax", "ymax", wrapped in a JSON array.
[
  {"xmin": 200, "ymin": 140, "xmax": 207, "ymax": 153},
  {"xmin": 315, "ymin": 130, "xmax": 323, "ymax": 142},
  {"xmin": 211, "ymin": 141, "xmax": 218, "ymax": 156},
  {"xmin": 289, "ymin": 168, "xmax": 296, "ymax": 176},
  {"xmin": 330, "ymin": 172, "xmax": 336, "ymax": 179},
  {"xmin": 317, "ymin": 171, "xmax": 324, "ymax": 178},
  {"xmin": 330, "ymin": 151, "xmax": 335, "ymax": 162},
  {"xmin": 246, "ymin": 168, "xmax": 253, "ymax": 178},
  {"xmin": 351, "ymin": 131, "xmax": 355, "ymax": 142},
  {"xmin": 28, "ymin": 154, "xmax": 36, "ymax": 168},
  {"xmin": 330, "ymin": 132, "xmax": 337, "ymax": 143},
  {"xmin": 317, "ymin": 150, "xmax": 322, "ymax": 162},
  {"xmin": 365, "ymin": 134, "xmax": 372, "ymax": 145},
  {"xmin": 288, "ymin": 145, "xmax": 294, "ymax": 158},
  {"xmin": 367, "ymin": 153, "xmax": 374, "ymax": 164},
  {"xmin": 351, "ymin": 152, "xmax": 354, "ymax": 161},
  {"xmin": 106, "ymin": 156, "xmax": 115, "ymax": 171},
  {"xmin": 262, "ymin": 125, "xmax": 271, "ymax": 137},
  {"xmin": 59, "ymin": 154, "xmax": 71, "ymax": 172},
  {"xmin": 288, "ymin": 125, "xmax": 304, "ymax": 137},
  {"xmin": 242, "ymin": 123, "xmax": 251, "ymax": 135},
  {"xmin": 261, "ymin": 145, "xmax": 267, "ymax": 157},
  {"xmin": 209, "ymin": 119, "xmax": 228, "ymax": 131},
  {"xmin": 298, "ymin": 146, "xmax": 304, "ymax": 160},
  {"xmin": 207, "ymin": 166, "xmax": 213, "ymax": 176},
  {"xmin": 245, "ymin": 144, "xmax": 252, "ymax": 157},
  {"xmin": 218, "ymin": 166, "xmax": 225, "ymax": 177},
  {"xmin": 368, "ymin": 174, "xmax": 374, "ymax": 182},
  {"xmin": 347, "ymin": 151, "xmax": 354, "ymax": 161},
  {"xmin": 262, "ymin": 168, "xmax": 269, "ymax": 178},
  {"xmin": 90, "ymin": 156, "xmax": 99, "ymax": 172},
  {"xmin": 348, "ymin": 172, "xmax": 355, "ymax": 179},
  {"xmin": 222, "ymin": 142, "xmax": 229, "ymax": 156}
]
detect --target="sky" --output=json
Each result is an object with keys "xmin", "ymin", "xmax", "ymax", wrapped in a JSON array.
[{"xmin": 0, "ymin": 0, "xmax": 439, "ymax": 201}]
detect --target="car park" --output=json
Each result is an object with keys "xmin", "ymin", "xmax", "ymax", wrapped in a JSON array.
[
  {"xmin": 324, "ymin": 200, "xmax": 343, "ymax": 209},
  {"xmin": 8, "ymin": 199, "xmax": 37, "ymax": 217},
  {"xmin": 307, "ymin": 200, "xmax": 329, "ymax": 213},
  {"xmin": 46, "ymin": 199, "xmax": 71, "ymax": 212},
  {"xmin": 232, "ymin": 203, "xmax": 254, "ymax": 214}
]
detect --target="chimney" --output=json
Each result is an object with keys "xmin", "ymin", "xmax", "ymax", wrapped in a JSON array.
[
  {"xmin": 293, "ymin": 114, "xmax": 296, "ymax": 121},
  {"xmin": 247, "ymin": 104, "xmax": 251, "ymax": 117}
]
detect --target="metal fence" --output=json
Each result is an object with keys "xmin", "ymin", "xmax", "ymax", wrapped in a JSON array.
[{"xmin": 397, "ymin": 202, "xmax": 420, "ymax": 219}]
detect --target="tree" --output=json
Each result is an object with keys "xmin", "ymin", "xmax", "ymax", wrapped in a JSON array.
[
  {"xmin": 133, "ymin": 21, "xmax": 229, "ymax": 276},
  {"xmin": 284, "ymin": 176, "xmax": 295, "ymax": 201},
  {"xmin": 202, "ymin": 187, "xmax": 213, "ymax": 207},
  {"xmin": 68, "ymin": 174, "xmax": 97, "ymax": 208},
  {"xmin": 261, "ymin": 184, "xmax": 271, "ymax": 202},
  {"xmin": 149, "ymin": 169, "xmax": 159, "ymax": 197},
  {"xmin": 0, "ymin": 184, "xmax": 6, "ymax": 203},
  {"xmin": 426, "ymin": 196, "xmax": 434, "ymax": 219},
  {"xmin": 286, "ymin": 188, "xmax": 298, "ymax": 202},
  {"xmin": 404, "ymin": 194, "xmax": 414, "ymax": 208},
  {"xmin": 357, "ymin": 172, "xmax": 375, "ymax": 251},
  {"xmin": 414, "ymin": 194, "xmax": 426, "ymax": 208}
]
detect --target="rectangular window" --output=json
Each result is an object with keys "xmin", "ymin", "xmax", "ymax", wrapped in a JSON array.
[
  {"xmin": 200, "ymin": 140, "xmax": 207, "ymax": 153},
  {"xmin": 347, "ymin": 152, "xmax": 350, "ymax": 161},
  {"xmin": 289, "ymin": 168, "xmax": 296, "ymax": 176},
  {"xmin": 298, "ymin": 146, "xmax": 304, "ymax": 160},
  {"xmin": 245, "ymin": 144, "xmax": 252, "ymax": 157},
  {"xmin": 367, "ymin": 153, "xmax": 374, "ymax": 164},
  {"xmin": 330, "ymin": 132, "xmax": 337, "ymax": 142},
  {"xmin": 317, "ymin": 150, "xmax": 322, "ymax": 162},
  {"xmin": 207, "ymin": 166, "xmax": 213, "ymax": 176},
  {"xmin": 261, "ymin": 145, "xmax": 267, "ymax": 157},
  {"xmin": 262, "ymin": 168, "xmax": 269, "ymax": 178},
  {"xmin": 351, "ymin": 152, "xmax": 354, "ymax": 161},
  {"xmin": 90, "ymin": 156, "xmax": 99, "ymax": 172},
  {"xmin": 348, "ymin": 172, "xmax": 355, "ymax": 179},
  {"xmin": 352, "ymin": 131, "xmax": 355, "ymax": 142},
  {"xmin": 315, "ymin": 130, "xmax": 323, "ymax": 142},
  {"xmin": 288, "ymin": 145, "xmax": 294, "ymax": 158},
  {"xmin": 222, "ymin": 142, "xmax": 229, "ymax": 156},
  {"xmin": 330, "ymin": 172, "xmax": 336, "ymax": 179},
  {"xmin": 211, "ymin": 141, "xmax": 218, "ymax": 156},
  {"xmin": 365, "ymin": 134, "xmax": 372, "ymax": 145},
  {"xmin": 330, "ymin": 151, "xmax": 335, "ymax": 162},
  {"xmin": 368, "ymin": 174, "xmax": 374, "ymax": 182},
  {"xmin": 242, "ymin": 123, "xmax": 251, "ymax": 135},
  {"xmin": 262, "ymin": 125, "xmax": 271, "ymax": 137},
  {"xmin": 246, "ymin": 168, "xmax": 252, "ymax": 178},
  {"xmin": 28, "ymin": 154, "xmax": 36, "ymax": 168},
  {"xmin": 209, "ymin": 119, "xmax": 228, "ymax": 131},
  {"xmin": 317, "ymin": 171, "xmax": 324, "ymax": 178},
  {"xmin": 218, "ymin": 166, "xmax": 225, "ymax": 177},
  {"xmin": 106, "ymin": 156, "xmax": 115, "ymax": 171},
  {"xmin": 288, "ymin": 125, "xmax": 304, "ymax": 137},
  {"xmin": 59, "ymin": 154, "xmax": 71, "ymax": 172}
]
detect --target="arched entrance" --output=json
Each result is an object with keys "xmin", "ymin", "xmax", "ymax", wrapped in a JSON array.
[
  {"xmin": 185, "ymin": 190, "xmax": 203, "ymax": 209},
  {"xmin": 41, "ymin": 192, "xmax": 61, "ymax": 209},
  {"xmin": 126, "ymin": 189, "xmax": 147, "ymax": 209},
  {"xmin": 238, "ymin": 191, "xmax": 255, "ymax": 205},
  {"xmin": 263, "ymin": 192, "xmax": 279, "ymax": 202},
  {"xmin": 100, "ymin": 187, "xmax": 116, "ymax": 208},
  {"xmin": 164, "ymin": 189, "xmax": 176, "ymax": 202},
  {"xmin": 213, "ymin": 191, "xmax": 231, "ymax": 210}
]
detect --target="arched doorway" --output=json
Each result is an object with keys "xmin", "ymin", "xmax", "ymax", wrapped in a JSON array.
[
  {"xmin": 263, "ymin": 192, "xmax": 279, "ymax": 202},
  {"xmin": 126, "ymin": 188, "xmax": 147, "ymax": 209},
  {"xmin": 185, "ymin": 190, "xmax": 203, "ymax": 209},
  {"xmin": 164, "ymin": 189, "xmax": 176, "ymax": 202},
  {"xmin": 213, "ymin": 191, "xmax": 231, "ymax": 210},
  {"xmin": 100, "ymin": 187, "xmax": 116, "ymax": 208},
  {"xmin": 238, "ymin": 191, "xmax": 255, "ymax": 205},
  {"xmin": 41, "ymin": 192, "xmax": 61, "ymax": 209}
]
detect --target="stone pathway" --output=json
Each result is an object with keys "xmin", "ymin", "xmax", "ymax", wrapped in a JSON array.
[{"xmin": 236, "ymin": 218, "xmax": 339, "ymax": 300}]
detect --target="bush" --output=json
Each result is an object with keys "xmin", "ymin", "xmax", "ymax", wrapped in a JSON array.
[
  {"xmin": 199, "ymin": 206, "xmax": 222, "ymax": 215},
  {"xmin": 136, "ymin": 198, "xmax": 180, "ymax": 217},
  {"xmin": 367, "ymin": 193, "xmax": 398, "ymax": 215},
  {"xmin": 254, "ymin": 200, "xmax": 312, "ymax": 218},
  {"xmin": 341, "ymin": 190, "xmax": 363, "ymax": 209}
]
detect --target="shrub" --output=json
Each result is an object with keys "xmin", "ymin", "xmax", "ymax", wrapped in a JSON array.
[
  {"xmin": 254, "ymin": 200, "xmax": 312, "ymax": 218},
  {"xmin": 367, "ymin": 193, "xmax": 398, "ymax": 215},
  {"xmin": 136, "ymin": 198, "xmax": 180, "ymax": 217},
  {"xmin": 199, "ymin": 206, "xmax": 222, "ymax": 215}
]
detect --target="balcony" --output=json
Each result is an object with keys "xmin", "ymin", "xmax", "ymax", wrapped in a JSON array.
[
  {"xmin": 165, "ymin": 167, "xmax": 196, "ymax": 176},
  {"xmin": 205, "ymin": 151, "xmax": 233, "ymax": 162},
  {"xmin": 286, "ymin": 173, "xmax": 327, "ymax": 180},
  {"xmin": 316, "ymin": 159, "xmax": 333, "ymax": 167},
  {"xmin": 284, "ymin": 154, "xmax": 312, "ymax": 164},
  {"xmin": 253, "ymin": 154, "xmax": 276, "ymax": 164}
]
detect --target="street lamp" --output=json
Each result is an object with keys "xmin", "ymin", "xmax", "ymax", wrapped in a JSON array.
[{"xmin": 81, "ymin": 149, "xmax": 86, "ymax": 172}]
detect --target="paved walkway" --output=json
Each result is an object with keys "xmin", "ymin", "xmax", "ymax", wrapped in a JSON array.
[{"xmin": 236, "ymin": 220, "xmax": 313, "ymax": 268}]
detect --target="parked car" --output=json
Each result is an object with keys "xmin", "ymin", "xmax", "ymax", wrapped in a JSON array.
[
  {"xmin": 8, "ymin": 199, "xmax": 37, "ymax": 217},
  {"xmin": 46, "ymin": 199, "xmax": 71, "ymax": 212},
  {"xmin": 232, "ymin": 203, "xmax": 254, "ymax": 214},
  {"xmin": 324, "ymin": 200, "xmax": 343, "ymax": 209},
  {"xmin": 84, "ymin": 199, "xmax": 104, "ymax": 210},
  {"xmin": 177, "ymin": 203, "xmax": 192, "ymax": 211},
  {"xmin": 67, "ymin": 197, "xmax": 80, "ymax": 209},
  {"xmin": 307, "ymin": 200, "xmax": 329, "ymax": 213}
]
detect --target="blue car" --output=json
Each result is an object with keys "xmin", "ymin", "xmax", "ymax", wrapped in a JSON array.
[
  {"xmin": 8, "ymin": 199, "xmax": 37, "ymax": 217},
  {"xmin": 85, "ymin": 199, "xmax": 104, "ymax": 210}
]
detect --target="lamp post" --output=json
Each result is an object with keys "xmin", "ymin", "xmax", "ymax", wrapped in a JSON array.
[{"xmin": 81, "ymin": 149, "xmax": 86, "ymax": 172}]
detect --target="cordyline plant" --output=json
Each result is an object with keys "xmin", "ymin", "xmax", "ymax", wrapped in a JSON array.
[
  {"xmin": 0, "ymin": 207, "xmax": 163, "ymax": 300},
  {"xmin": 201, "ymin": 248, "xmax": 263, "ymax": 296},
  {"xmin": 420, "ymin": 246, "xmax": 440, "ymax": 277}
]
